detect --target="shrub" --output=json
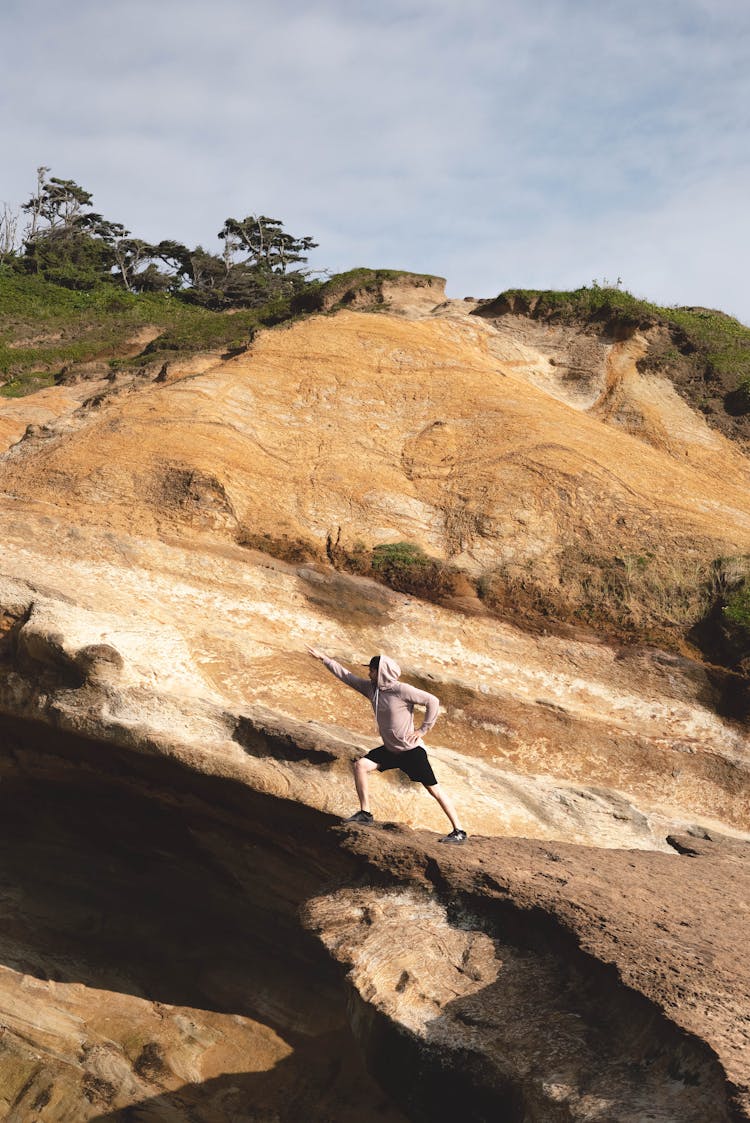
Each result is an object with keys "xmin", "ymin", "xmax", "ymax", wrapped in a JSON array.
[
  {"xmin": 367, "ymin": 541, "xmax": 456, "ymax": 601},
  {"xmin": 371, "ymin": 541, "xmax": 428, "ymax": 574},
  {"xmin": 723, "ymin": 582, "xmax": 750, "ymax": 632}
]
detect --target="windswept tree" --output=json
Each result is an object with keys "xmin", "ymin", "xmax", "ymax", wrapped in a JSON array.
[
  {"xmin": 143, "ymin": 240, "xmax": 228, "ymax": 306},
  {"xmin": 22, "ymin": 167, "xmax": 94, "ymax": 238},
  {"xmin": 110, "ymin": 235, "xmax": 161, "ymax": 292},
  {"xmin": 19, "ymin": 168, "xmax": 118, "ymax": 288},
  {"xmin": 151, "ymin": 239, "xmax": 218, "ymax": 290},
  {"xmin": 129, "ymin": 262, "xmax": 173, "ymax": 293},
  {"xmin": 219, "ymin": 214, "xmax": 317, "ymax": 274},
  {"xmin": 155, "ymin": 221, "xmax": 319, "ymax": 309},
  {"xmin": 8, "ymin": 168, "xmax": 321, "ymax": 307},
  {"xmin": 151, "ymin": 239, "xmax": 192, "ymax": 278},
  {"xmin": 218, "ymin": 214, "xmax": 318, "ymax": 301}
]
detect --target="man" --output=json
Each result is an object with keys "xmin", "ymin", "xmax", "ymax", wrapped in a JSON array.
[{"xmin": 306, "ymin": 647, "xmax": 467, "ymax": 844}]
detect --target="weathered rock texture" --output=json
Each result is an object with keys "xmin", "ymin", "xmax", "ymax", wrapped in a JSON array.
[
  {"xmin": 3, "ymin": 306, "xmax": 749, "ymax": 563},
  {"xmin": 309, "ymin": 825, "xmax": 750, "ymax": 1122},
  {"xmin": 0, "ymin": 283, "xmax": 748, "ymax": 1120}
]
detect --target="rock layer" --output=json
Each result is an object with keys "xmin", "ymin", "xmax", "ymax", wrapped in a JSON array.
[{"xmin": 2, "ymin": 307, "xmax": 750, "ymax": 571}]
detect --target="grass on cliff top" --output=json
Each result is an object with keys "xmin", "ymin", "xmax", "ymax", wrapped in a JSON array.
[
  {"xmin": 296, "ymin": 267, "xmax": 445, "ymax": 313},
  {"xmin": 497, "ymin": 285, "xmax": 750, "ymax": 393},
  {"xmin": 5, "ymin": 272, "xmax": 749, "ymax": 403},
  {"xmin": 321, "ymin": 267, "xmax": 443, "ymax": 292},
  {"xmin": 0, "ymin": 272, "xmax": 292, "ymax": 393},
  {"xmin": 0, "ymin": 268, "xmax": 443, "ymax": 394}
]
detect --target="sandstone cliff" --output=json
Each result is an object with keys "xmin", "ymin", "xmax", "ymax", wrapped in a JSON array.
[{"xmin": 0, "ymin": 278, "xmax": 748, "ymax": 1121}]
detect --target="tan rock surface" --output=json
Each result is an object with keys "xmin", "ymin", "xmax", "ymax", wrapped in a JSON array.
[
  {"xmin": 0, "ymin": 377, "xmax": 110, "ymax": 453},
  {"xmin": 2, "ymin": 307, "xmax": 750, "ymax": 569}
]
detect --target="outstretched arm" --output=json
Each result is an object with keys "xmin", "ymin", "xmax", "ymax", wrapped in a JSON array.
[{"xmin": 306, "ymin": 647, "xmax": 372, "ymax": 698}]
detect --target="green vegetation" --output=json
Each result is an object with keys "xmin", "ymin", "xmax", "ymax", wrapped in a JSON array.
[
  {"xmin": 1, "ymin": 172, "xmax": 446, "ymax": 389},
  {"xmin": 669, "ymin": 308, "xmax": 750, "ymax": 386},
  {"xmin": 0, "ymin": 264, "xmax": 443, "ymax": 390},
  {"xmin": 724, "ymin": 582, "xmax": 750, "ymax": 631},
  {"xmin": 495, "ymin": 285, "xmax": 750, "ymax": 408},
  {"xmin": 321, "ymin": 266, "xmax": 438, "ymax": 292},
  {"xmin": 498, "ymin": 284, "xmax": 664, "ymax": 324},
  {"xmin": 327, "ymin": 537, "xmax": 746, "ymax": 660},
  {"xmin": 370, "ymin": 541, "xmax": 433, "ymax": 583},
  {"xmin": 1, "ymin": 166, "xmax": 318, "ymax": 306},
  {"xmin": 0, "ymin": 165, "xmax": 326, "ymax": 388},
  {"xmin": 0, "ymin": 272, "xmax": 296, "ymax": 385},
  {"xmin": 325, "ymin": 538, "xmax": 462, "ymax": 602},
  {"xmin": 0, "ymin": 371, "xmax": 56, "ymax": 398}
]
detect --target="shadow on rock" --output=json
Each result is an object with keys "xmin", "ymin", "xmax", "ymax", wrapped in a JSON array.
[
  {"xmin": 88, "ymin": 1030, "xmax": 405, "ymax": 1122},
  {"xmin": 0, "ymin": 767, "xmax": 344, "ymax": 1020},
  {"xmin": 0, "ymin": 727, "xmax": 407, "ymax": 1121}
]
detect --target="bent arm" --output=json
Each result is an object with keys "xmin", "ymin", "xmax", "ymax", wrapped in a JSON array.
[{"xmin": 403, "ymin": 685, "xmax": 440, "ymax": 735}]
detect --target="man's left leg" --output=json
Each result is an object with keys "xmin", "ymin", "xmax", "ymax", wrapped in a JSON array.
[{"xmin": 400, "ymin": 748, "xmax": 467, "ymax": 842}]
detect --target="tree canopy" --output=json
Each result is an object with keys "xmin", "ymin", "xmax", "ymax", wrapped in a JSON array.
[{"xmin": 2, "ymin": 167, "xmax": 320, "ymax": 308}]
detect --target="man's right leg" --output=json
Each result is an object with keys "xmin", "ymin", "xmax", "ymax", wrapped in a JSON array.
[{"xmin": 352, "ymin": 756, "xmax": 380, "ymax": 813}]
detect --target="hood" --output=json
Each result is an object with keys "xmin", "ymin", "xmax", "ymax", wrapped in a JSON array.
[{"xmin": 377, "ymin": 654, "xmax": 402, "ymax": 689}]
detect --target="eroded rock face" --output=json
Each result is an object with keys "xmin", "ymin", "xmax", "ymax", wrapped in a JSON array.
[
  {"xmin": 0, "ymin": 550, "xmax": 747, "ymax": 1119},
  {"xmin": 0, "ymin": 695, "xmax": 747, "ymax": 1121},
  {"xmin": 308, "ymin": 826, "xmax": 750, "ymax": 1122},
  {"xmin": 0, "ymin": 297, "xmax": 749, "ymax": 1120},
  {"xmin": 2, "ymin": 307, "xmax": 750, "ymax": 577}
]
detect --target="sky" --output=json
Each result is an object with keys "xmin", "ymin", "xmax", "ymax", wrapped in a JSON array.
[{"xmin": 2, "ymin": 0, "xmax": 749, "ymax": 322}]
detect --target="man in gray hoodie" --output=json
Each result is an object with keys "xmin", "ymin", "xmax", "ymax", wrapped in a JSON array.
[{"xmin": 307, "ymin": 648, "xmax": 467, "ymax": 843}]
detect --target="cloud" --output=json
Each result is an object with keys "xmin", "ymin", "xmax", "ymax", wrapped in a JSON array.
[{"xmin": 1, "ymin": 0, "xmax": 749, "ymax": 321}]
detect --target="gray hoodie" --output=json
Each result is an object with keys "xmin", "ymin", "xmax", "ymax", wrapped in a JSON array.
[{"xmin": 320, "ymin": 653, "xmax": 439, "ymax": 753}]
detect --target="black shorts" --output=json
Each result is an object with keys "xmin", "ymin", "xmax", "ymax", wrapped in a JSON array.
[{"xmin": 365, "ymin": 745, "xmax": 437, "ymax": 787}]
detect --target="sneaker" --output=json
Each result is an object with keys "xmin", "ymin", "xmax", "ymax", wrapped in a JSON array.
[
  {"xmin": 344, "ymin": 810, "xmax": 374, "ymax": 824},
  {"xmin": 439, "ymin": 828, "xmax": 467, "ymax": 844}
]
